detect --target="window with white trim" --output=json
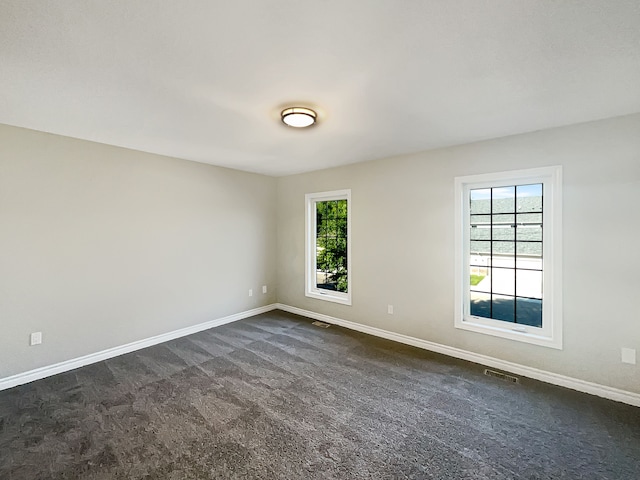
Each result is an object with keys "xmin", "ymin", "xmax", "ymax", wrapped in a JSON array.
[
  {"xmin": 305, "ymin": 190, "xmax": 351, "ymax": 305},
  {"xmin": 454, "ymin": 166, "xmax": 562, "ymax": 349}
]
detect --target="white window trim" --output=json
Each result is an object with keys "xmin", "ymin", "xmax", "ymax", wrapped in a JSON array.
[
  {"xmin": 305, "ymin": 189, "xmax": 352, "ymax": 306},
  {"xmin": 454, "ymin": 166, "xmax": 563, "ymax": 349}
]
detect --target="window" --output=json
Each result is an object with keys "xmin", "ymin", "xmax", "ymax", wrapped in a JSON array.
[
  {"xmin": 305, "ymin": 190, "xmax": 351, "ymax": 305},
  {"xmin": 454, "ymin": 166, "xmax": 562, "ymax": 349}
]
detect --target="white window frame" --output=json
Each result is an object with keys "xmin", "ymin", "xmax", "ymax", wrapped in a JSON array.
[
  {"xmin": 454, "ymin": 166, "xmax": 562, "ymax": 349},
  {"xmin": 305, "ymin": 189, "xmax": 352, "ymax": 305}
]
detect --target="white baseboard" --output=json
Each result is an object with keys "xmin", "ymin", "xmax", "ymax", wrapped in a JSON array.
[
  {"xmin": 0, "ymin": 304, "xmax": 277, "ymax": 391},
  {"xmin": 4, "ymin": 302, "xmax": 639, "ymax": 408},
  {"xmin": 276, "ymin": 303, "xmax": 640, "ymax": 408}
]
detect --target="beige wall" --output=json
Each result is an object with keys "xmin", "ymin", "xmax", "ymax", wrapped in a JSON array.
[
  {"xmin": 2, "ymin": 114, "xmax": 639, "ymax": 394},
  {"xmin": 0, "ymin": 124, "xmax": 277, "ymax": 379},
  {"xmin": 277, "ymin": 113, "xmax": 640, "ymax": 394}
]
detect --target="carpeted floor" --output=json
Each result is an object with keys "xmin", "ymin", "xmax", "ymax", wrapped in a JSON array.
[{"xmin": 1, "ymin": 310, "xmax": 639, "ymax": 479}]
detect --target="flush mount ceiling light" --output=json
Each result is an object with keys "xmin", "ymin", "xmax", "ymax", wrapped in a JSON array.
[{"xmin": 281, "ymin": 107, "xmax": 317, "ymax": 128}]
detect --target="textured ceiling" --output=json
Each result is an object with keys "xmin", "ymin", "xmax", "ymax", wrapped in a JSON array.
[{"xmin": 1, "ymin": 1, "xmax": 639, "ymax": 176}]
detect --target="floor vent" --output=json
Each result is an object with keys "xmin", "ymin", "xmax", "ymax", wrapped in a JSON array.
[
  {"xmin": 484, "ymin": 369, "xmax": 519, "ymax": 384},
  {"xmin": 312, "ymin": 321, "xmax": 331, "ymax": 328}
]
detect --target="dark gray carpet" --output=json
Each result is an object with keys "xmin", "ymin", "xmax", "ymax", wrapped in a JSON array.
[{"xmin": 1, "ymin": 310, "xmax": 639, "ymax": 479}]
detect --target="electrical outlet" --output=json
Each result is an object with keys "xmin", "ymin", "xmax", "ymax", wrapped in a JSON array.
[
  {"xmin": 387, "ymin": 305, "xmax": 394, "ymax": 315},
  {"xmin": 262, "ymin": 285, "xmax": 267, "ymax": 294},
  {"xmin": 249, "ymin": 289, "xmax": 253, "ymax": 297},
  {"xmin": 621, "ymin": 347, "xmax": 636, "ymax": 365},
  {"xmin": 30, "ymin": 332, "xmax": 42, "ymax": 346}
]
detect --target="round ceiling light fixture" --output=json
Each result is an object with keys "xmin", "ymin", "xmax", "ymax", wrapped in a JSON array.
[{"xmin": 281, "ymin": 107, "xmax": 317, "ymax": 128}]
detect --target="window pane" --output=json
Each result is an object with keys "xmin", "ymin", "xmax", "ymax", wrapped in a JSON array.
[
  {"xmin": 516, "ymin": 224, "xmax": 542, "ymax": 241},
  {"xmin": 492, "ymin": 214, "xmax": 514, "ymax": 225},
  {"xmin": 470, "ymin": 266, "xmax": 490, "ymax": 291},
  {"xmin": 492, "ymin": 294, "xmax": 515, "ymax": 322},
  {"xmin": 317, "ymin": 271, "xmax": 331, "ymax": 290},
  {"xmin": 516, "ymin": 184, "xmax": 542, "ymax": 212},
  {"xmin": 315, "ymin": 199, "xmax": 348, "ymax": 293},
  {"xmin": 470, "ymin": 225, "xmax": 490, "ymax": 240},
  {"xmin": 469, "ymin": 254, "xmax": 491, "ymax": 266},
  {"xmin": 470, "ymin": 270, "xmax": 488, "ymax": 288},
  {"xmin": 516, "ymin": 241, "xmax": 542, "ymax": 269},
  {"xmin": 470, "ymin": 291, "xmax": 490, "ymax": 318},
  {"xmin": 493, "ymin": 215, "xmax": 515, "ymax": 241},
  {"xmin": 470, "ymin": 214, "xmax": 490, "ymax": 225},
  {"xmin": 492, "ymin": 267, "xmax": 515, "ymax": 295},
  {"xmin": 470, "ymin": 189, "xmax": 491, "ymax": 214},
  {"xmin": 516, "ymin": 270, "xmax": 542, "ymax": 299},
  {"xmin": 493, "ymin": 224, "xmax": 515, "ymax": 240},
  {"xmin": 470, "ymin": 261, "xmax": 490, "ymax": 287},
  {"xmin": 517, "ymin": 213, "xmax": 542, "ymax": 225},
  {"xmin": 516, "ymin": 298, "xmax": 542, "ymax": 327},
  {"xmin": 492, "ymin": 240, "xmax": 514, "ymax": 256},
  {"xmin": 470, "ymin": 240, "xmax": 490, "ymax": 255},
  {"xmin": 492, "ymin": 186, "xmax": 515, "ymax": 213},
  {"xmin": 492, "ymin": 242, "xmax": 514, "ymax": 268}
]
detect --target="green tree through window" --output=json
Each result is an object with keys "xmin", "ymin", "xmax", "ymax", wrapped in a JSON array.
[{"xmin": 316, "ymin": 199, "xmax": 348, "ymax": 292}]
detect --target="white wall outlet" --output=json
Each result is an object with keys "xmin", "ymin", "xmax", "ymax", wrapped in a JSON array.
[
  {"xmin": 248, "ymin": 289, "xmax": 253, "ymax": 297},
  {"xmin": 262, "ymin": 285, "xmax": 267, "ymax": 294},
  {"xmin": 621, "ymin": 347, "xmax": 636, "ymax": 365},
  {"xmin": 387, "ymin": 305, "xmax": 394, "ymax": 315},
  {"xmin": 30, "ymin": 332, "xmax": 42, "ymax": 346}
]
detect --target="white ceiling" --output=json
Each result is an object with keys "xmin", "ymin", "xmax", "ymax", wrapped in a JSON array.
[{"xmin": 1, "ymin": 1, "xmax": 639, "ymax": 176}]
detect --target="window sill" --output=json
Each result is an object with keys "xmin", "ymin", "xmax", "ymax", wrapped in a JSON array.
[
  {"xmin": 306, "ymin": 290, "xmax": 352, "ymax": 306},
  {"xmin": 455, "ymin": 316, "xmax": 562, "ymax": 349}
]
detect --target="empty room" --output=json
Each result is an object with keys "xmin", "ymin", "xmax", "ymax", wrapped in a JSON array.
[{"xmin": 1, "ymin": 1, "xmax": 639, "ymax": 479}]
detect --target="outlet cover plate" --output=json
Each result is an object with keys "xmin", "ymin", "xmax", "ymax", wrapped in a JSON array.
[
  {"xmin": 30, "ymin": 332, "xmax": 42, "ymax": 346},
  {"xmin": 622, "ymin": 347, "xmax": 636, "ymax": 365}
]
